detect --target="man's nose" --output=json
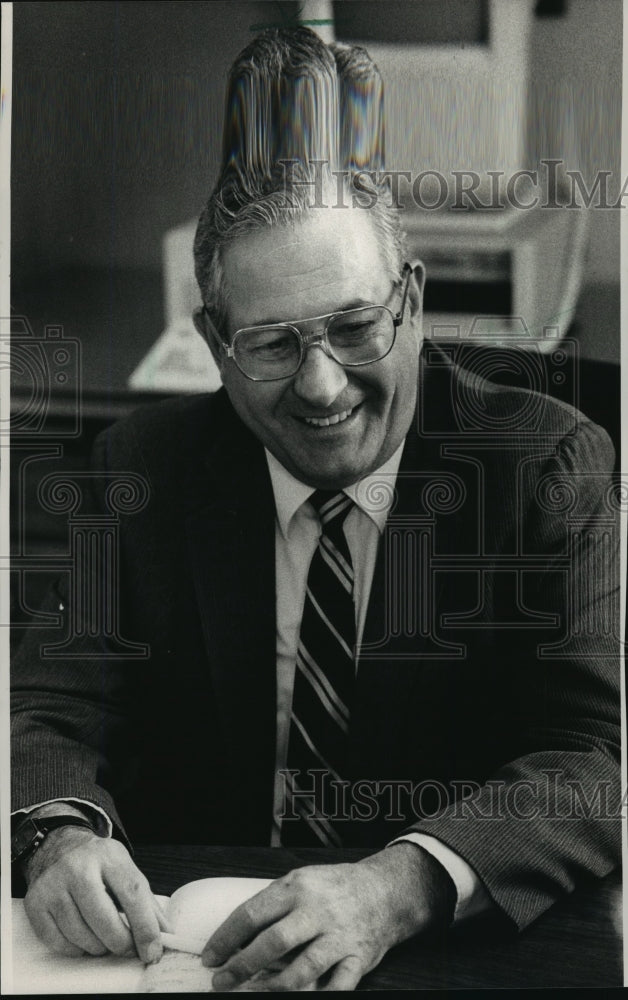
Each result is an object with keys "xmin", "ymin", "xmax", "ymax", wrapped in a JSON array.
[{"xmin": 292, "ymin": 345, "xmax": 348, "ymax": 408}]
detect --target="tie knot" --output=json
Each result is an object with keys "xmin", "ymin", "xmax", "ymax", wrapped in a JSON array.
[{"xmin": 309, "ymin": 490, "xmax": 353, "ymax": 526}]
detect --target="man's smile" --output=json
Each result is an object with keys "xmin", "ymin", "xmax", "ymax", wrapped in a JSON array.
[{"xmin": 296, "ymin": 403, "xmax": 361, "ymax": 428}]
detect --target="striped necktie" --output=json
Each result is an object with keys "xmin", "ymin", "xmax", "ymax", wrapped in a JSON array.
[{"xmin": 282, "ymin": 490, "xmax": 356, "ymax": 847}]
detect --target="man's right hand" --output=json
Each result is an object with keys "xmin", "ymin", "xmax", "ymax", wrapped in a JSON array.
[{"xmin": 22, "ymin": 826, "xmax": 167, "ymax": 963}]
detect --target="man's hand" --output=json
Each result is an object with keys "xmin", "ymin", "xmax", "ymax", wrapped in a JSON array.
[
  {"xmin": 22, "ymin": 827, "xmax": 168, "ymax": 964},
  {"xmin": 202, "ymin": 843, "xmax": 455, "ymax": 991}
]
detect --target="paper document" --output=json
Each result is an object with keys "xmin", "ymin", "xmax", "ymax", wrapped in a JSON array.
[{"xmin": 10, "ymin": 876, "xmax": 273, "ymax": 994}]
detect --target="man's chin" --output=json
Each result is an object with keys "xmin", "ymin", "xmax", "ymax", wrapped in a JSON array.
[
  {"xmin": 286, "ymin": 453, "xmax": 378, "ymax": 490},
  {"xmin": 268, "ymin": 418, "xmax": 388, "ymax": 487}
]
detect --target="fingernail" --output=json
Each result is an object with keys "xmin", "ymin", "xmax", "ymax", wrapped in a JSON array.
[
  {"xmin": 201, "ymin": 948, "xmax": 218, "ymax": 967},
  {"xmin": 212, "ymin": 970, "xmax": 236, "ymax": 990},
  {"xmin": 146, "ymin": 940, "xmax": 163, "ymax": 965}
]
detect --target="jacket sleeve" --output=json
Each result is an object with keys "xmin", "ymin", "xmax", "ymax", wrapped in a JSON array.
[
  {"xmin": 405, "ymin": 419, "xmax": 622, "ymax": 930},
  {"xmin": 10, "ymin": 430, "xmax": 145, "ymax": 845}
]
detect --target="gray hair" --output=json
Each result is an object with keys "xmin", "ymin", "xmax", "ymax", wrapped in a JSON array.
[
  {"xmin": 193, "ymin": 27, "xmax": 404, "ymax": 336},
  {"xmin": 194, "ymin": 167, "xmax": 404, "ymax": 336}
]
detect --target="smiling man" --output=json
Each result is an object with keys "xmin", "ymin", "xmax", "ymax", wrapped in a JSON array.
[
  {"xmin": 11, "ymin": 27, "xmax": 620, "ymax": 993},
  {"xmin": 206, "ymin": 201, "xmax": 422, "ymax": 490}
]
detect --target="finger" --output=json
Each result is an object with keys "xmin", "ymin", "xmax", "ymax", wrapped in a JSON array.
[
  {"xmin": 249, "ymin": 938, "xmax": 337, "ymax": 992},
  {"xmin": 131, "ymin": 897, "xmax": 173, "ymax": 935},
  {"xmin": 52, "ymin": 893, "xmax": 109, "ymax": 956},
  {"xmin": 153, "ymin": 896, "xmax": 174, "ymax": 933},
  {"xmin": 36, "ymin": 909, "xmax": 85, "ymax": 958},
  {"xmin": 320, "ymin": 955, "xmax": 364, "ymax": 991},
  {"xmin": 109, "ymin": 869, "xmax": 163, "ymax": 964},
  {"xmin": 24, "ymin": 893, "xmax": 83, "ymax": 957},
  {"xmin": 202, "ymin": 884, "xmax": 293, "ymax": 967},
  {"xmin": 210, "ymin": 918, "xmax": 313, "ymax": 990},
  {"xmin": 74, "ymin": 879, "xmax": 135, "ymax": 957}
]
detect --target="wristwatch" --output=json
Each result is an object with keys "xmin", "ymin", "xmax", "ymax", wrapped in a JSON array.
[{"xmin": 11, "ymin": 814, "xmax": 95, "ymax": 865}]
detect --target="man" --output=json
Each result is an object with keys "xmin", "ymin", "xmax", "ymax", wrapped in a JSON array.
[{"xmin": 11, "ymin": 28, "xmax": 620, "ymax": 992}]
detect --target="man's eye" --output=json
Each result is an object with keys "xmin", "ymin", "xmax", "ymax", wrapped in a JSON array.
[
  {"xmin": 246, "ymin": 332, "xmax": 295, "ymax": 357},
  {"xmin": 254, "ymin": 339, "xmax": 284, "ymax": 352},
  {"xmin": 332, "ymin": 320, "xmax": 375, "ymax": 341}
]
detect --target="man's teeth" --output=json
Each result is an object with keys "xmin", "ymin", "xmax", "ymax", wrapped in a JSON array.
[{"xmin": 303, "ymin": 407, "xmax": 354, "ymax": 427}]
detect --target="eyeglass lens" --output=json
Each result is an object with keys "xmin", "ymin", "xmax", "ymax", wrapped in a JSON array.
[{"xmin": 234, "ymin": 306, "xmax": 395, "ymax": 379}]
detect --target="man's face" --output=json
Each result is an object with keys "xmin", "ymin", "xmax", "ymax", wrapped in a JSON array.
[{"xmin": 213, "ymin": 208, "xmax": 423, "ymax": 489}]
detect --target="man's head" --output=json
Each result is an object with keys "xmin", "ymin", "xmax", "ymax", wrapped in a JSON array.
[{"xmin": 193, "ymin": 28, "xmax": 425, "ymax": 489}]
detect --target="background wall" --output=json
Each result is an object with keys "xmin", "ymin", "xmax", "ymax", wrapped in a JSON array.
[
  {"xmin": 526, "ymin": 0, "xmax": 622, "ymax": 362},
  {"xmin": 527, "ymin": 0, "xmax": 622, "ymax": 286},
  {"xmin": 11, "ymin": 0, "xmax": 622, "ymax": 374},
  {"xmin": 12, "ymin": 1, "xmax": 268, "ymax": 281}
]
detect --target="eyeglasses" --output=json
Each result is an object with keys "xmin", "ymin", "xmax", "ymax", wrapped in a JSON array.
[{"xmin": 207, "ymin": 263, "xmax": 413, "ymax": 382}]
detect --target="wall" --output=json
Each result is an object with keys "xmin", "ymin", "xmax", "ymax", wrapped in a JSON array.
[
  {"xmin": 11, "ymin": 1, "xmax": 268, "ymax": 281},
  {"xmin": 526, "ymin": 0, "xmax": 622, "ymax": 302},
  {"xmin": 11, "ymin": 1, "xmax": 622, "ymax": 363}
]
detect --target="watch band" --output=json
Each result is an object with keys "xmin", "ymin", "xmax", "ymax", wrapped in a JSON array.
[{"xmin": 11, "ymin": 814, "xmax": 95, "ymax": 865}]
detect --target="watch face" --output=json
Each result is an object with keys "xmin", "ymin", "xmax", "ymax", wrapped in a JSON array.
[{"xmin": 11, "ymin": 819, "xmax": 41, "ymax": 860}]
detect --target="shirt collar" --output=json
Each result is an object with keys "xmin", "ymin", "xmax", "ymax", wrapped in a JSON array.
[{"xmin": 265, "ymin": 443, "xmax": 405, "ymax": 539}]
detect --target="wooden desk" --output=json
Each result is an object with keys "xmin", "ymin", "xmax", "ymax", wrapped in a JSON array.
[{"xmin": 134, "ymin": 845, "xmax": 622, "ymax": 990}]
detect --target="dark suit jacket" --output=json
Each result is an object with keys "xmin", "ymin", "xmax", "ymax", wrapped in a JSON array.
[{"xmin": 12, "ymin": 347, "xmax": 621, "ymax": 931}]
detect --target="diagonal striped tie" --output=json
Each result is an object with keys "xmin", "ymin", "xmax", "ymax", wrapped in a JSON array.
[{"xmin": 282, "ymin": 490, "xmax": 356, "ymax": 847}]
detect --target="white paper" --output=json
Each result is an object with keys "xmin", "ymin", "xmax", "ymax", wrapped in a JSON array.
[{"xmin": 10, "ymin": 876, "xmax": 273, "ymax": 994}]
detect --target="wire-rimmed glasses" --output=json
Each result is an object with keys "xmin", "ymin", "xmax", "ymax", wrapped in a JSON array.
[{"xmin": 207, "ymin": 262, "xmax": 413, "ymax": 382}]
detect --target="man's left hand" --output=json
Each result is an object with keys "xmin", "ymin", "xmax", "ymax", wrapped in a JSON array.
[{"xmin": 201, "ymin": 843, "xmax": 455, "ymax": 991}]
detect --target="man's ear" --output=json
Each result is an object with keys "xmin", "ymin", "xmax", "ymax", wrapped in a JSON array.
[
  {"xmin": 407, "ymin": 260, "xmax": 426, "ymax": 321},
  {"xmin": 193, "ymin": 307, "xmax": 224, "ymax": 369}
]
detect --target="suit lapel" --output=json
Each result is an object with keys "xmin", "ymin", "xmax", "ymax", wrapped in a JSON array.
[
  {"xmin": 351, "ymin": 352, "xmax": 464, "ymax": 774},
  {"xmin": 185, "ymin": 393, "xmax": 277, "ymax": 832},
  {"xmin": 350, "ymin": 417, "xmax": 430, "ymax": 772}
]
